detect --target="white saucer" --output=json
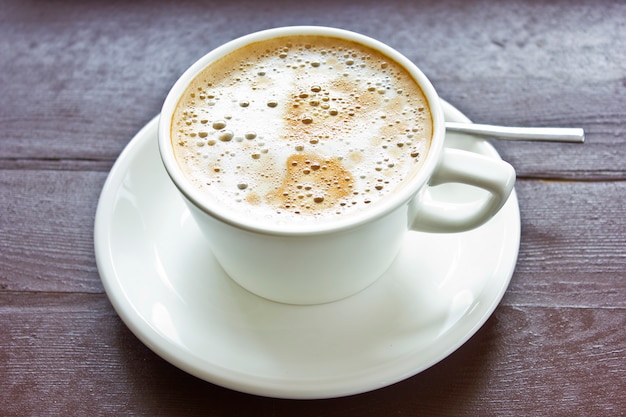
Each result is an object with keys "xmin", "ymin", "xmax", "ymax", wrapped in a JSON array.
[{"xmin": 94, "ymin": 100, "xmax": 520, "ymax": 399}]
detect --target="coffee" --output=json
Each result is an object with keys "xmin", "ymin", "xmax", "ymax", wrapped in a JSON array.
[{"xmin": 171, "ymin": 35, "xmax": 432, "ymax": 224}]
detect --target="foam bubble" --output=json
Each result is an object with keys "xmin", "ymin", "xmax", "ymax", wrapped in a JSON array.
[{"xmin": 212, "ymin": 120, "xmax": 227, "ymax": 129}]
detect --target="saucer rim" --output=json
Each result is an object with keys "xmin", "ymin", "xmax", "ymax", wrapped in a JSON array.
[{"xmin": 94, "ymin": 100, "xmax": 520, "ymax": 399}]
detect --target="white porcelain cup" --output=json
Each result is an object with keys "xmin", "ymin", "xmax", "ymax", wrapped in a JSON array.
[{"xmin": 158, "ymin": 26, "xmax": 516, "ymax": 305}]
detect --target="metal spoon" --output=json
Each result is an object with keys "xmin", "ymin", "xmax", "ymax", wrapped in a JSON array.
[{"xmin": 445, "ymin": 122, "xmax": 585, "ymax": 143}]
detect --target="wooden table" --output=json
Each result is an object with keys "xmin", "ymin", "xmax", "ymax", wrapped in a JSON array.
[{"xmin": 1, "ymin": 0, "xmax": 624, "ymax": 415}]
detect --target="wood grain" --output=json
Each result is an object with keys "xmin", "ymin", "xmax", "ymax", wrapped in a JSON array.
[
  {"xmin": 1, "ymin": 0, "xmax": 624, "ymax": 415},
  {"xmin": 0, "ymin": 169, "xmax": 105, "ymax": 293},
  {"xmin": 1, "ymin": 1, "xmax": 624, "ymax": 177},
  {"xmin": 2, "ymin": 169, "xmax": 623, "ymax": 306},
  {"xmin": 1, "ymin": 294, "xmax": 623, "ymax": 416},
  {"xmin": 507, "ymin": 180, "xmax": 626, "ymax": 309}
]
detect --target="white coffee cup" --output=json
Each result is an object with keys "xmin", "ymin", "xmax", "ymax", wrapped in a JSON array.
[{"xmin": 158, "ymin": 26, "xmax": 515, "ymax": 305}]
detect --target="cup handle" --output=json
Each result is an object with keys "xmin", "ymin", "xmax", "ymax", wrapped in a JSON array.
[{"xmin": 409, "ymin": 148, "xmax": 516, "ymax": 233}]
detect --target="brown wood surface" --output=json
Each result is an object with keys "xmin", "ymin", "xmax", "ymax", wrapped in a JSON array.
[{"xmin": 1, "ymin": 0, "xmax": 624, "ymax": 415}]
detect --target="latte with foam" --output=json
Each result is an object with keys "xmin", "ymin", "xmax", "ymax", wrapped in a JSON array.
[{"xmin": 171, "ymin": 35, "xmax": 432, "ymax": 223}]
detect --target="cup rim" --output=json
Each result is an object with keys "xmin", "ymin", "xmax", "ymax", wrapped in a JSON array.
[{"xmin": 158, "ymin": 25, "xmax": 445, "ymax": 236}]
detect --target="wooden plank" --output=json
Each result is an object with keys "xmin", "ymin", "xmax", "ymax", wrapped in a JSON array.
[
  {"xmin": 0, "ymin": 293, "xmax": 623, "ymax": 415},
  {"xmin": 2, "ymin": 168, "xmax": 624, "ymax": 307},
  {"xmin": 1, "ymin": 1, "xmax": 624, "ymax": 179}
]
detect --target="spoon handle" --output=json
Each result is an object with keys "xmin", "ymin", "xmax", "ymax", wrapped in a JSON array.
[{"xmin": 445, "ymin": 122, "xmax": 585, "ymax": 143}]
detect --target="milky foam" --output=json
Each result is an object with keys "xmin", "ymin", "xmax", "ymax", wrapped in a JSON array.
[{"xmin": 171, "ymin": 35, "xmax": 432, "ymax": 224}]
